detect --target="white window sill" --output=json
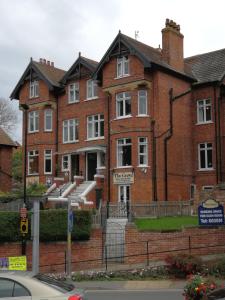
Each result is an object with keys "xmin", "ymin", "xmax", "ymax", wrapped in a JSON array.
[
  {"xmin": 28, "ymin": 131, "xmax": 39, "ymax": 134},
  {"xmin": 196, "ymin": 121, "xmax": 213, "ymax": 125},
  {"xmin": 62, "ymin": 169, "xmax": 69, "ymax": 172},
  {"xmin": 114, "ymin": 74, "xmax": 130, "ymax": 80},
  {"xmin": 97, "ymin": 166, "xmax": 106, "ymax": 170},
  {"xmin": 136, "ymin": 115, "xmax": 149, "ymax": 118},
  {"xmin": 28, "ymin": 173, "xmax": 39, "ymax": 176},
  {"xmin": 44, "ymin": 130, "xmax": 53, "ymax": 132},
  {"xmin": 115, "ymin": 166, "xmax": 133, "ymax": 169},
  {"xmin": 63, "ymin": 140, "xmax": 79, "ymax": 144},
  {"xmin": 137, "ymin": 165, "xmax": 149, "ymax": 168},
  {"xmin": 44, "ymin": 172, "xmax": 52, "ymax": 175},
  {"xmin": 114, "ymin": 115, "xmax": 132, "ymax": 120},
  {"xmin": 85, "ymin": 137, "xmax": 105, "ymax": 141},
  {"xmin": 68, "ymin": 101, "xmax": 79, "ymax": 104},
  {"xmin": 29, "ymin": 96, "xmax": 39, "ymax": 99},
  {"xmin": 197, "ymin": 168, "xmax": 214, "ymax": 172},
  {"xmin": 84, "ymin": 97, "xmax": 99, "ymax": 101}
]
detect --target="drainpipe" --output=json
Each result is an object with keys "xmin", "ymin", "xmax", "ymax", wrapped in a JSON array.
[
  {"xmin": 213, "ymin": 86, "xmax": 219, "ymax": 184},
  {"xmin": 164, "ymin": 88, "xmax": 173, "ymax": 201},
  {"xmin": 218, "ymin": 87, "xmax": 222, "ymax": 182},
  {"xmin": 107, "ymin": 92, "xmax": 111, "ymax": 218},
  {"xmin": 151, "ymin": 119, "xmax": 157, "ymax": 201},
  {"xmin": 164, "ymin": 88, "xmax": 192, "ymax": 201},
  {"xmin": 55, "ymin": 94, "xmax": 59, "ymax": 177}
]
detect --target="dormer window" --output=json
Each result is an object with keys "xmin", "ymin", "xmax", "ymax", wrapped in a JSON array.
[
  {"xmin": 117, "ymin": 56, "xmax": 129, "ymax": 78},
  {"xmin": 29, "ymin": 80, "xmax": 39, "ymax": 98},
  {"xmin": 68, "ymin": 82, "xmax": 79, "ymax": 103},
  {"xmin": 87, "ymin": 80, "xmax": 98, "ymax": 100}
]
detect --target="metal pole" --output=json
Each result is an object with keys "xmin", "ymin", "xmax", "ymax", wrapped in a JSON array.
[
  {"xmin": 32, "ymin": 198, "xmax": 40, "ymax": 275},
  {"xmin": 67, "ymin": 198, "xmax": 72, "ymax": 277}
]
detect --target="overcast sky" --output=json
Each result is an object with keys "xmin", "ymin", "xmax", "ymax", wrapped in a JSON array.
[{"xmin": 1, "ymin": 0, "xmax": 225, "ymax": 142}]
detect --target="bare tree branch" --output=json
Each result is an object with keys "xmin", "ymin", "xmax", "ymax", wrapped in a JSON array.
[{"xmin": 0, "ymin": 97, "xmax": 19, "ymax": 132}]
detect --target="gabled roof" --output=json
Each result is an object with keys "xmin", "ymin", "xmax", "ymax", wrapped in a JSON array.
[
  {"xmin": 93, "ymin": 32, "xmax": 196, "ymax": 82},
  {"xmin": 185, "ymin": 49, "xmax": 225, "ymax": 85},
  {"xmin": 10, "ymin": 60, "xmax": 66, "ymax": 100},
  {"xmin": 0, "ymin": 127, "xmax": 17, "ymax": 147},
  {"xmin": 61, "ymin": 55, "xmax": 98, "ymax": 84}
]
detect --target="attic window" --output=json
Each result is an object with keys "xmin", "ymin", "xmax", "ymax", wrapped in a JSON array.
[
  {"xmin": 117, "ymin": 56, "xmax": 129, "ymax": 78},
  {"xmin": 29, "ymin": 80, "xmax": 39, "ymax": 98}
]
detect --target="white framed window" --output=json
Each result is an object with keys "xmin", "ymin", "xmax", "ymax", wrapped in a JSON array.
[
  {"xmin": 198, "ymin": 142, "xmax": 213, "ymax": 170},
  {"xmin": 62, "ymin": 155, "xmax": 70, "ymax": 171},
  {"xmin": 97, "ymin": 152, "xmax": 106, "ymax": 169},
  {"xmin": 44, "ymin": 150, "xmax": 52, "ymax": 174},
  {"xmin": 86, "ymin": 80, "xmax": 98, "ymax": 99},
  {"xmin": 116, "ymin": 92, "xmax": 131, "ymax": 118},
  {"xmin": 197, "ymin": 99, "xmax": 212, "ymax": 124},
  {"xmin": 87, "ymin": 114, "xmax": 104, "ymax": 140},
  {"xmin": 118, "ymin": 185, "xmax": 130, "ymax": 203},
  {"xmin": 68, "ymin": 82, "xmax": 79, "ymax": 103},
  {"xmin": 138, "ymin": 90, "xmax": 148, "ymax": 116},
  {"xmin": 28, "ymin": 111, "xmax": 39, "ymax": 133},
  {"xmin": 117, "ymin": 56, "xmax": 129, "ymax": 78},
  {"xmin": 138, "ymin": 137, "xmax": 148, "ymax": 166},
  {"xmin": 44, "ymin": 109, "xmax": 52, "ymax": 132},
  {"xmin": 63, "ymin": 119, "xmax": 79, "ymax": 143},
  {"xmin": 117, "ymin": 138, "xmax": 132, "ymax": 167},
  {"xmin": 28, "ymin": 150, "xmax": 39, "ymax": 175},
  {"xmin": 29, "ymin": 80, "xmax": 39, "ymax": 98}
]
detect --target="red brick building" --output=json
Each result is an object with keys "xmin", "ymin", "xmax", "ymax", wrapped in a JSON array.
[
  {"xmin": 0, "ymin": 128, "xmax": 17, "ymax": 192},
  {"xmin": 10, "ymin": 19, "xmax": 225, "ymax": 208}
]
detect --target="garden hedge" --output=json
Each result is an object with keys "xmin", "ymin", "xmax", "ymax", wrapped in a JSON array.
[{"xmin": 0, "ymin": 209, "xmax": 91, "ymax": 243}]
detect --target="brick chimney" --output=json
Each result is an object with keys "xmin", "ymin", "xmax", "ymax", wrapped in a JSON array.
[{"xmin": 161, "ymin": 19, "xmax": 184, "ymax": 72}]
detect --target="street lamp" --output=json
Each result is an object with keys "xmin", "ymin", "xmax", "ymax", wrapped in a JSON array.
[{"xmin": 20, "ymin": 103, "xmax": 29, "ymax": 208}]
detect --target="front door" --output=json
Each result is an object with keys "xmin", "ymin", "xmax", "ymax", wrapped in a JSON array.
[
  {"xmin": 87, "ymin": 152, "xmax": 97, "ymax": 181},
  {"xmin": 71, "ymin": 154, "xmax": 79, "ymax": 180}
]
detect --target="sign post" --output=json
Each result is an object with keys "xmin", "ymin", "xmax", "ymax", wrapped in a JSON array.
[
  {"xmin": 198, "ymin": 199, "xmax": 224, "ymax": 226},
  {"xmin": 67, "ymin": 198, "xmax": 73, "ymax": 278}
]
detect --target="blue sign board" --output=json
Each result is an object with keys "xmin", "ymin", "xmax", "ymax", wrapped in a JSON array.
[
  {"xmin": 68, "ymin": 209, "xmax": 74, "ymax": 232},
  {"xmin": 198, "ymin": 199, "xmax": 224, "ymax": 226}
]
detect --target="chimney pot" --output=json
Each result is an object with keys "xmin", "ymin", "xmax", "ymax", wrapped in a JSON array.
[
  {"xmin": 43, "ymin": 59, "xmax": 46, "ymax": 64},
  {"xmin": 47, "ymin": 60, "xmax": 50, "ymax": 65},
  {"xmin": 39, "ymin": 58, "xmax": 43, "ymax": 63},
  {"xmin": 51, "ymin": 62, "xmax": 54, "ymax": 67}
]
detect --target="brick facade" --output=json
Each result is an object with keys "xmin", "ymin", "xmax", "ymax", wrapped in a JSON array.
[
  {"xmin": 0, "ymin": 128, "xmax": 17, "ymax": 192},
  {"xmin": 11, "ymin": 19, "xmax": 225, "ymax": 206}
]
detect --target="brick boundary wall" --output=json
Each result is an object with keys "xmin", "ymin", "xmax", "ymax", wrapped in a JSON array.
[
  {"xmin": 1, "ymin": 225, "xmax": 225, "ymax": 273},
  {"xmin": 125, "ymin": 224, "xmax": 225, "ymax": 265}
]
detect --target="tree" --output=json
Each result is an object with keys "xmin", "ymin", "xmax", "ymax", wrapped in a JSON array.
[
  {"xmin": 0, "ymin": 97, "xmax": 19, "ymax": 132},
  {"xmin": 12, "ymin": 148, "xmax": 23, "ymax": 183}
]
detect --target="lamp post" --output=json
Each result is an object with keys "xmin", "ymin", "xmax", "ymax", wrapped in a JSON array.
[
  {"xmin": 20, "ymin": 103, "xmax": 29, "ymax": 256},
  {"xmin": 20, "ymin": 103, "xmax": 29, "ymax": 208}
]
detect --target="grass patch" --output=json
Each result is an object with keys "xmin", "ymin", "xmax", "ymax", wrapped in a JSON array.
[{"xmin": 135, "ymin": 216, "xmax": 198, "ymax": 231}]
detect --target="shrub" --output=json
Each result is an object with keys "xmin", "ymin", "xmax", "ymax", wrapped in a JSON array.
[
  {"xmin": 165, "ymin": 253, "xmax": 203, "ymax": 278},
  {"xmin": 0, "ymin": 212, "xmax": 20, "ymax": 242},
  {"xmin": 0, "ymin": 209, "xmax": 91, "ymax": 243}
]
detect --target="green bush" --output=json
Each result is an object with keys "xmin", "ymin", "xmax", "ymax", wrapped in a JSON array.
[
  {"xmin": 0, "ymin": 209, "xmax": 91, "ymax": 243},
  {"xmin": 39, "ymin": 209, "xmax": 91, "ymax": 241},
  {"xmin": 165, "ymin": 253, "xmax": 203, "ymax": 278},
  {"xmin": 0, "ymin": 212, "xmax": 21, "ymax": 242}
]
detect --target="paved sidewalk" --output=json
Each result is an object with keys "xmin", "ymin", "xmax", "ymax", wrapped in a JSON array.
[{"xmin": 75, "ymin": 279, "xmax": 186, "ymax": 290}]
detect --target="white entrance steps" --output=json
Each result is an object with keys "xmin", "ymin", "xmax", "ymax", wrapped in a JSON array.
[
  {"xmin": 105, "ymin": 218, "xmax": 128, "ymax": 262},
  {"xmin": 68, "ymin": 181, "xmax": 95, "ymax": 206},
  {"xmin": 47, "ymin": 182, "xmax": 72, "ymax": 199}
]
